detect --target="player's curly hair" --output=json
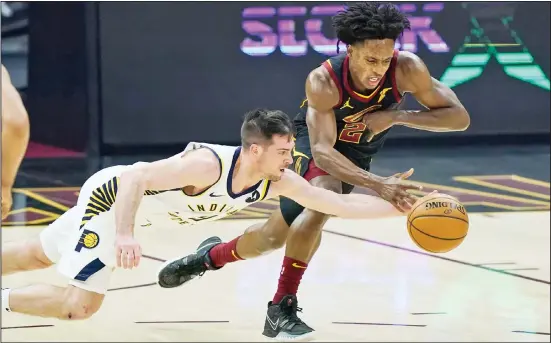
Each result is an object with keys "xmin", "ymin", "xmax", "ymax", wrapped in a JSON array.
[{"xmin": 332, "ymin": 2, "xmax": 411, "ymax": 51}]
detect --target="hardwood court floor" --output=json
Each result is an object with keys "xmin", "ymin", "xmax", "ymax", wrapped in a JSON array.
[
  {"xmin": 2, "ymin": 211, "xmax": 549, "ymax": 342},
  {"xmin": 2, "ymin": 144, "xmax": 549, "ymax": 341}
]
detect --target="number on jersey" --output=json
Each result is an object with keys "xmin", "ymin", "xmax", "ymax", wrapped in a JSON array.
[{"xmin": 338, "ymin": 123, "xmax": 367, "ymax": 144}]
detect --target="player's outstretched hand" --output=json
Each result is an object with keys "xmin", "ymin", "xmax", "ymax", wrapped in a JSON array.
[
  {"xmin": 115, "ymin": 234, "xmax": 142, "ymax": 269},
  {"xmin": 376, "ymin": 168, "xmax": 422, "ymax": 213}
]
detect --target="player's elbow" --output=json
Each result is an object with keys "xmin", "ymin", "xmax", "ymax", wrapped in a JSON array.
[
  {"xmin": 121, "ymin": 165, "xmax": 149, "ymax": 189},
  {"xmin": 451, "ymin": 107, "xmax": 470, "ymax": 131},
  {"xmin": 311, "ymin": 143, "xmax": 332, "ymax": 171}
]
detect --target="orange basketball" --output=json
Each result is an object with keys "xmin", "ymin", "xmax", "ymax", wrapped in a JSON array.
[{"xmin": 407, "ymin": 193, "xmax": 469, "ymax": 253}]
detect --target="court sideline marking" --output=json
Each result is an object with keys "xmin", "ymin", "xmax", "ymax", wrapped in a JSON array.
[{"xmin": 322, "ymin": 229, "xmax": 550, "ymax": 285}]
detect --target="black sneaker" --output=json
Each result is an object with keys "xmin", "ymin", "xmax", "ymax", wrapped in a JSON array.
[
  {"xmin": 262, "ymin": 295, "xmax": 314, "ymax": 341},
  {"xmin": 157, "ymin": 236, "xmax": 222, "ymax": 288}
]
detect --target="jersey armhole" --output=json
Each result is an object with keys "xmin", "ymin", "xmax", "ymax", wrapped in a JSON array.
[
  {"xmin": 180, "ymin": 146, "xmax": 223, "ymax": 197},
  {"xmin": 321, "ymin": 60, "xmax": 343, "ymax": 108},
  {"xmin": 390, "ymin": 50, "xmax": 403, "ymax": 102}
]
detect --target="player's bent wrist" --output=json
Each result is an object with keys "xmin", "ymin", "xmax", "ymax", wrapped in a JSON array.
[{"xmin": 361, "ymin": 173, "xmax": 385, "ymax": 193}]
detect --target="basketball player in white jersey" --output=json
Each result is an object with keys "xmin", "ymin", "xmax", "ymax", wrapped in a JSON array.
[{"xmin": 1, "ymin": 108, "xmax": 418, "ymax": 320}]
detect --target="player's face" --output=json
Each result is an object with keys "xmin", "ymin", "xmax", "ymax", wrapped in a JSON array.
[
  {"xmin": 258, "ymin": 134, "xmax": 294, "ymax": 181},
  {"xmin": 347, "ymin": 39, "xmax": 395, "ymax": 90}
]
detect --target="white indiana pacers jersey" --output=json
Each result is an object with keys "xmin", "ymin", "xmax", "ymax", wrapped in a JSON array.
[{"xmin": 131, "ymin": 142, "xmax": 273, "ymax": 229}]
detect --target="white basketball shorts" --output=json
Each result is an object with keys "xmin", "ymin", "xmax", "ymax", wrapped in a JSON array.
[{"xmin": 39, "ymin": 165, "xmax": 128, "ymax": 294}]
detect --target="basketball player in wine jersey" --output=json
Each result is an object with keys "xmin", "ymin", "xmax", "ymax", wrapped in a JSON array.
[
  {"xmin": 160, "ymin": 3, "xmax": 470, "ymax": 341},
  {"xmin": 1, "ymin": 108, "xmax": 418, "ymax": 321}
]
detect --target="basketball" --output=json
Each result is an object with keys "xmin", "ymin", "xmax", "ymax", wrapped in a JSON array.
[{"xmin": 407, "ymin": 193, "xmax": 469, "ymax": 253}]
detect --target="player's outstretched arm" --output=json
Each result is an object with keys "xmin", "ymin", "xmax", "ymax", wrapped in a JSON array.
[
  {"xmin": 303, "ymin": 67, "xmax": 420, "ymax": 210},
  {"xmin": 115, "ymin": 148, "xmax": 220, "ymax": 237},
  {"xmin": 274, "ymin": 170, "xmax": 408, "ymax": 219}
]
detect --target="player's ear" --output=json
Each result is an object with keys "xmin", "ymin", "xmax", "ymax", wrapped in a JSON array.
[{"xmin": 250, "ymin": 143, "xmax": 261, "ymax": 156}]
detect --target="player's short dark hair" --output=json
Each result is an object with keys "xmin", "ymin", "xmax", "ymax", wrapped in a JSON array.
[
  {"xmin": 241, "ymin": 108, "xmax": 294, "ymax": 149},
  {"xmin": 332, "ymin": 2, "xmax": 411, "ymax": 46}
]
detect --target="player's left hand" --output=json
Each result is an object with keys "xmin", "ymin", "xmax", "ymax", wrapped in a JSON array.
[
  {"xmin": 363, "ymin": 110, "xmax": 398, "ymax": 142},
  {"xmin": 115, "ymin": 234, "xmax": 142, "ymax": 269}
]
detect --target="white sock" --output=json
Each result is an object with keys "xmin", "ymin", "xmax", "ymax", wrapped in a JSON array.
[{"xmin": 2, "ymin": 288, "xmax": 12, "ymax": 312}]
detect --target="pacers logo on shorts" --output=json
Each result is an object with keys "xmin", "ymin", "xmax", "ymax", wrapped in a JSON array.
[{"xmin": 75, "ymin": 229, "xmax": 100, "ymax": 252}]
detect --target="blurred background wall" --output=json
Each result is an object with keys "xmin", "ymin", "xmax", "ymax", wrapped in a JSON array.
[{"xmin": 2, "ymin": 1, "xmax": 549, "ymax": 157}]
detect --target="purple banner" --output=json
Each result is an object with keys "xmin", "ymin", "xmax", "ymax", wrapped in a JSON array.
[{"xmin": 241, "ymin": 3, "xmax": 449, "ymax": 57}]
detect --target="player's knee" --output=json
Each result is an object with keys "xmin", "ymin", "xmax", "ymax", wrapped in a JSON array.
[
  {"xmin": 255, "ymin": 215, "xmax": 290, "ymax": 251},
  {"xmin": 59, "ymin": 288, "xmax": 103, "ymax": 320},
  {"xmin": 264, "ymin": 229, "xmax": 288, "ymax": 250},
  {"xmin": 60, "ymin": 300, "xmax": 99, "ymax": 320},
  {"xmin": 300, "ymin": 209, "xmax": 331, "ymax": 230}
]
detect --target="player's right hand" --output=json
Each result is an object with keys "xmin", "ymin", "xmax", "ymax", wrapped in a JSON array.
[
  {"xmin": 115, "ymin": 234, "xmax": 142, "ymax": 269},
  {"xmin": 375, "ymin": 168, "xmax": 422, "ymax": 213}
]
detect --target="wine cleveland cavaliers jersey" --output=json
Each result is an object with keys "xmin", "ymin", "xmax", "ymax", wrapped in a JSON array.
[{"xmin": 294, "ymin": 50, "xmax": 404, "ymax": 159}]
